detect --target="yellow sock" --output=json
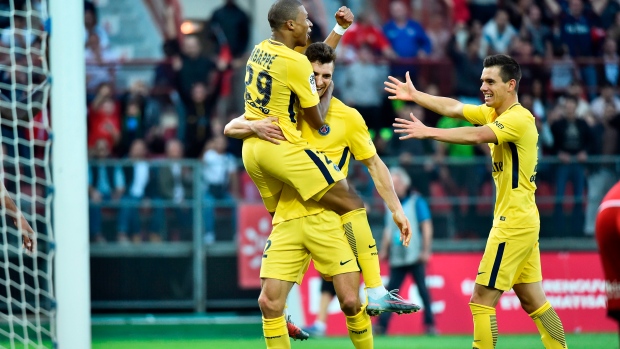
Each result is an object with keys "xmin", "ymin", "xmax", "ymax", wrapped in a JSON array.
[
  {"xmin": 345, "ymin": 304, "xmax": 374, "ymax": 349},
  {"xmin": 469, "ymin": 302, "xmax": 498, "ymax": 349},
  {"xmin": 529, "ymin": 301, "xmax": 568, "ymax": 349},
  {"xmin": 263, "ymin": 315, "xmax": 290, "ymax": 349},
  {"xmin": 342, "ymin": 208, "xmax": 383, "ymax": 289}
]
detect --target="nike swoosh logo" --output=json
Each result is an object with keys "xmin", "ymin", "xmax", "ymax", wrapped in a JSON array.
[
  {"xmin": 369, "ymin": 244, "xmax": 376, "ymax": 249},
  {"xmin": 340, "ymin": 259, "xmax": 352, "ymax": 265},
  {"xmin": 477, "ymin": 272, "xmax": 485, "ymax": 275}
]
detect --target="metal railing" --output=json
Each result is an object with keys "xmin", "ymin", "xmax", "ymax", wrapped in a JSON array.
[{"xmin": 87, "ymin": 156, "xmax": 620, "ymax": 313}]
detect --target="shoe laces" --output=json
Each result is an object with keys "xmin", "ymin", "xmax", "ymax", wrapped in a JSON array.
[{"xmin": 386, "ymin": 289, "xmax": 408, "ymax": 303}]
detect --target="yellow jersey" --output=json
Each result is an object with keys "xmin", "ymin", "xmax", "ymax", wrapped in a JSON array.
[
  {"xmin": 463, "ymin": 103, "xmax": 539, "ymax": 229},
  {"xmin": 244, "ymin": 39, "xmax": 320, "ymax": 144},
  {"xmin": 273, "ymin": 97, "xmax": 376, "ymax": 224}
]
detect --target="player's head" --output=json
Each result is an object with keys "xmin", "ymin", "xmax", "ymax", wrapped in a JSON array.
[
  {"xmin": 305, "ymin": 42, "xmax": 336, "ymax": 97},
  {"xmin": 480, "ymin": 54, "xmax": 521, "ymax": 108},
  {"xmin": 389, "ymin": 166, "xmax": 411, "ymax": 198},
  {"xmin": 268, "ymin": 0, "xmax": 312, "ymax": 47}
]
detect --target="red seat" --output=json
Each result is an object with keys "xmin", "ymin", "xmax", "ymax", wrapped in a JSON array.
[
  {"xmin": 476, "ymin": 181, "xmax": 494, "ymax": 215},
  {"xmin": 429, "ymin": 181, "xmax": 451, "ymax": 213}
]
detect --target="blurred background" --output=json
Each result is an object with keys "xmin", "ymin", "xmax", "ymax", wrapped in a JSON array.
[{"xmin": 6, "ymin": 0, "xmax": 620, "ymax": 345}]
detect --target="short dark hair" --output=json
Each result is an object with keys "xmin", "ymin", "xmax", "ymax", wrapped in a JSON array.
[
  {"xmin": 268, "ymin": 0, "xmax": 302, "ymax": 30},
  {"xmin": 305, "ymin": 42, "xmax": 336, "ymax": 64},
  {"xmin": 563, "ymin": 94, "xmax": 578, "ymax": 105},
  {"xmin": 483, "ymin": 54, "xmax": 522, "ymax": 92}
]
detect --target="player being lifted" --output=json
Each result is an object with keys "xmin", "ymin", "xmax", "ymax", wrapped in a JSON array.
[{"xmin": 385, "ymin": 55, "xmax": 568, "ymax": 349}]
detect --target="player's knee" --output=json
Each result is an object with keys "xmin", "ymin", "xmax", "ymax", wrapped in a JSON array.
[
  {"xmin": 339, "ymin": 294, "xmax": 361, "ymax": 317},
  {"xmin": 257, "ymin": 293, "xmax": 284, "ymax": 316}
]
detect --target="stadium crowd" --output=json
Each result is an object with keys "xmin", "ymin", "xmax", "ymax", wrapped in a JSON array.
[{"xmin": 3, "ymin": 0, "xmax": 618, "ymax": 242}]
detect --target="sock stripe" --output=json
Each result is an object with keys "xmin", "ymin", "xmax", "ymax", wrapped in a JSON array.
[
  {"xmin": 539, "ymin": 307, "xmax": 567, "ymax": 348},
  {"xmin": 344, "ymin": 222, "xmax": 358, "ymax": 257},
  {"xmin": 490, "ymin": 314, "xmax": 498, "ymax": 348}
]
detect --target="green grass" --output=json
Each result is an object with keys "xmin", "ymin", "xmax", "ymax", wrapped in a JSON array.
[
  {"xmin": 92, "ymin": 333, "xmax": 618, "ymax": 349},
  {"xmin": 2, "ymin": 324, "xmax": 618, "ymax": 348}
]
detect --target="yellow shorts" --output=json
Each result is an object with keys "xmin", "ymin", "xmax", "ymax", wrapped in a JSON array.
[
  {"xmin": 242, "ymin": 136, "xmax": 344, "ymax": 212},
  {"xmin": 260, "ymin": 210, "xmax": 359, "ymax": 284},
  {"xmin": 475, "ymin": 226, "xmax": 542, "ymax": 291}
]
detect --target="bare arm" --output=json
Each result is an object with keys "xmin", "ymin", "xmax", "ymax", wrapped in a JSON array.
[
  {"xmin": 323, "ymin": 6, "xmax": 354, "ymax": 50},
  {"xmin": 394, "ymin": 115, "xmax": 498, "ymax": 145},
  {"xmin": 302, "ymin": 105, "xmax": 325, "ymax": 130},
  {"xmin": 385, "ymin": 72, "xmax": 466, "ymax": 120},
  {"xmin": 223, "ymin": 115, "xmax": 285, "ymax": 144},
  {"xmin": 361, "ymin": 154, "xmax": 411, "ymax": 246},
  {"xmin": 0, "ymin": 182, "xmax": 35, "ymax": 253}
]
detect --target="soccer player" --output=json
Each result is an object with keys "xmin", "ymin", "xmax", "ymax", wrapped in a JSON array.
[
  {"xmin": 242, "ymin": 0, "xmax": 414, "ymax": 321},
  {"xmin": 385, "ymin": 55, "xmax": 568, "ymax": 349},
  {"xmin": 227, "ymin": 42, "xmax": 419, "ymax": 349},
  {"xmin": 595, "ymin": 180, "xmax": 620, "ymax": 342}
]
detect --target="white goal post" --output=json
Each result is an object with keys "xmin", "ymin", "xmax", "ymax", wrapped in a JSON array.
[{"xmin": 50, "ymin": 0, "xmax": 91, "ymax": 348}]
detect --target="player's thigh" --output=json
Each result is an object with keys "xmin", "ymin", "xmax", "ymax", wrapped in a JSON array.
[
  {"xmin": 596, "ymin": 208, "xmax": 620, "ymax": 314},
  {"xmin": 242, "ymin": 138, "xmax": 283, "ymax": 212},
  {"xmin": 303, "ymin": 211, "xmax": 359, "ymax": 277},
  {"xmin": 260, "ymin": 219, "xmax": 309, "ymax": 284},
  {"xmin": 332, "ymin": 271, "xmax": 362, "ymax": 304},
  {"xmin": 317, "ymin": 179, "xmax": 365, "ymax": 215},
  {"xmin": 476, "ymin": 227, "xmax": 539, "ymax": 291},
  {"xmin": 245, "ymin": 136, "xmax": 345, "ymax": 202}
]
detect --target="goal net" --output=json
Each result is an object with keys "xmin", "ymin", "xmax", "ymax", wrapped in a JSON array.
[{"xmin": 0, "ymin": 0, "xmax": 54, "ymax": 348}]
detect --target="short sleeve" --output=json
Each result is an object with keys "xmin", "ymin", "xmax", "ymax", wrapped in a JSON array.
[
  {"xmin": 287, "ymin": 57, "xmax": 320, "ymax": 108},
  {"xmin": 348, "ymin": 110, "xmax": 376, "ymax": 161},
  {"xmin": 415, "ymin": 196, "xmax": 431, "ymax": 222},
  {"xmin": 462, "ymin": 104, "xmax": 491, "ymax": 126},
  {"xmin": 487, "ymin": 111, "xmax": 529, "ymax": 144}
]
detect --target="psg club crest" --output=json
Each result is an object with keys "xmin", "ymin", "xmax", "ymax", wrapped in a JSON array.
[{"xmin": 318, "ymin": 124, "xmax": 330, "ymax": 136}]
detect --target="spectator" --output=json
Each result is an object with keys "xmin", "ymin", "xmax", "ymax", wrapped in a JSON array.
[
  {"xmin": 209, "ymin": 0, "xmax": 251, "ymax": 117},
  {"xmin": 117, "ymin": 100, "xmax": 145, "ymax": 157},
  {"xmin": 467, "ymin": 0, "xmax": 498, "ymax": 25},
  {"xmin": 341, "ymin": 45, "xmax": 389, "ymax": 132},
  {"xmin": 117, "ymin": 139, "xmax": 155, "ymax": 243},
  {"xmin": 505, "ymin": 0, "xmax": 534, "ymax": 29},
  {"xmin": 448, "ymin": 34, "xmax": 484, "ymax": 104},
  {"xmin": 521, "ymin": 4, "xmax": 552, "ymax": 58},
  {"xmin": 425, "ymin": 14, "xmax": 451, "ymax": 60},
  {"xmin": 202, "ymin": 135, "xmax": 238, "ymax": 244},
  {"xmin": 591, "ymin": 82, "xmax": 620, "ymax": 121},
  {"xmin": 531, "ymin": 79, "xmax": 549, "ymax": 120},
  {"xmin": 88, "ymin": 139, "xmax": 125, "ymax": 243},
  {"xmin": 184, "ymin": 82, "xmax": 213, "ymax": 158},
  {"xmin": 154, "ymin": 4, "xmax": 181, "ymax": 89},
  {"xmin": 377, "ymin": 167, "xmax": 436, "ymax": 335},
  {"xmin": 591, "ymin": 0, "xmax": 620, "ymax": 30},
  {"xmin": 606, "ymin": 10, "xmax": 620, "ymax": 42},
  {"xmin": 84, "ymin": 1, "xmax": 109, "ymax": 50},
  {"xmin": 558, "ymin": 81, "xmax": 592, "ymax": 118},
  {"xmin": 84, "ymin": 31, "xmax": 120, "ymax": 91},
  {"xmin": 1, "ymin": 15, "xmax": 35, "ymax": 50},
  {"xmin": 154, "ymin": 139, "xmax": 193, "ymax": 241},
  {"xmin": 560, "ymin": 0, "xmax": 598, "ymax": 99},
  {"xmin": 480, "ymin": 9, "xmax": 518, "ymax": 56},
  {"xmin": 584, "ymin": 102, "xmax": 618, "ymax": 235},
  {"xmin": 88, "ymin": 84, "xmax": 121, "ymax": 151},
  {"xmin": 550, "ymin": 95, "xmax": 593, "ymax": 235},
  {"xmin": 382, "ymin": 0, "xmax": 431, "ymax": 78},
  {"xmin": 600, "ymin": 38, "xmax": 620, "ymax": 87},
  {"xmin": 341, "ymin": 11, "xmax": 395, "ymax": 62}
]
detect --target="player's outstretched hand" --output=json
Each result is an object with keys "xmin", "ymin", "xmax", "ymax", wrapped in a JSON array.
[
  {"xmin": 17, "ymin": 218, "xmax": 36, "ymax": 255},
  {"xmin": 392, "ymin": 210, "xmax": 411, "ymax": 247},
  {"xmin": 250, "ymin": 117, "xmax": 286, "ymax": 145},
  {"xmin": 384, "ymin": 71, "xmax": 416, "ymax": 102},
  {"xmin": 335, "ymin": 6, "xmax": 354, "ymax": 29},
  {"xmin": 393, "ymin": 114, "xmax": 429, "ymax": 140}
]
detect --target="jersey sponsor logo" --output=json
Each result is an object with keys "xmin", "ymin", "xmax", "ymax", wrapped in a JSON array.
[
  {"xmin": 333, "ymin": 163, "xmax": 340, "ymax": 172},
  {"xmin": 318, "ymin": 124, "xmax": 330, "ymax": 136},
  {"xmin": 499, "ymin": 216, "xmax": 506, "ymax": 221},
  {"xmin": 340, "ymin": 259, "xmax": 353, "ymax": 266},
  {"xmin": 350, "ymin": 329, "xmax": 367, "ymax": 335},
  {"xmin": 309, "ymin": 73, "xmax": 317, "ymax": 94}
]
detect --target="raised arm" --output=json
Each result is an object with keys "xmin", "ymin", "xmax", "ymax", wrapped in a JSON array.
[
  {"xmin": 385, "ymin": 72, "xmax": 466, "ymax": 120},
  {"xmin": 360, "ymin": 154, "xmax": 411, "ymax": 246},
  {"xmin": 323, "ymin": 6, "xmax": 354, "ymax": 50},
  {"xmin": 223, "ymin": 115, "xmax": 286, "ymax": 144}
]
